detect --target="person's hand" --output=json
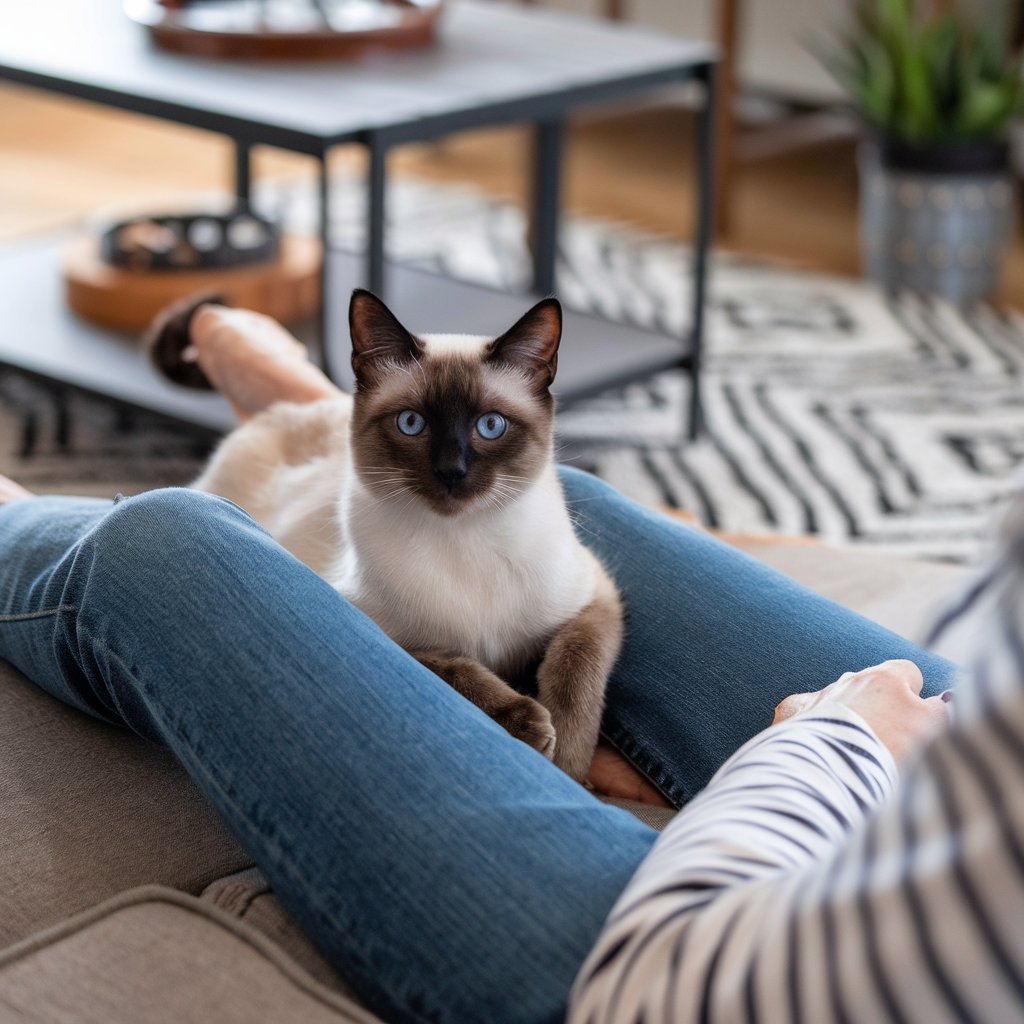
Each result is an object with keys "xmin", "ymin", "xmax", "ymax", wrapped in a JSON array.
[{"xmin": 773, "ymin": 659, "xmax": 950, "ymax": 765}]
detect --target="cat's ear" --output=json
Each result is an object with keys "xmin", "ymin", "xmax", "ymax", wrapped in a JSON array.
[
  {"xmin": 485, "ymin": 298, "xmax": 562, "ymax": 390},
  {"xmin": 349, "ymin": 289, "xmax": 423, "ymax": 388}
]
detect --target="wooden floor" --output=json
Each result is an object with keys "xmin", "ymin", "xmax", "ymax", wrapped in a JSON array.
[{"xmin": 2, "ymin": 81, "xmax": 1023, "ymax": 305}]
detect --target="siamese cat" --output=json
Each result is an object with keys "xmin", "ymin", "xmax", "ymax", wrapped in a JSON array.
[{"xmin": 159, "ymin": 291, "xmax": 623, "ymax": 782}]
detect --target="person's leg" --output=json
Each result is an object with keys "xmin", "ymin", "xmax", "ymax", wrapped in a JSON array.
[
  {"xmin": 0, "ymin": 489, "xmax": 655, "ymax": 1024},
  {"xmin": 558, "ymin": 466, "xmax": 959, "ymax": 807}
]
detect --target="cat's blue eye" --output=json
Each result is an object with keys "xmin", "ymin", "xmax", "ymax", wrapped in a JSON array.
[
  {"xmin": 396, "ymin": 410, "xmax": 426, "ymax": 436},
  {"xmin": 476, "ymin": 412, "xmax": 507, "ymax": 440}
]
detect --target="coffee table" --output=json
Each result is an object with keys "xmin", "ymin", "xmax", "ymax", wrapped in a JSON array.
[{"xmin": 0, "ymin": 1, "xmax": 716, "ymax": 436}]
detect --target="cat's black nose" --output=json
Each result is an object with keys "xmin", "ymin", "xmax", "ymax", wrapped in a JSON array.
[{"xmin": 435, "ymin": 466, "xmax": 468, "ymax": 490}]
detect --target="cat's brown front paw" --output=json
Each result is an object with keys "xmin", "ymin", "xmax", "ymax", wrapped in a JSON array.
[{"xmin": 496, "ymin": 696, "xmax": 557, "ymax": 760}]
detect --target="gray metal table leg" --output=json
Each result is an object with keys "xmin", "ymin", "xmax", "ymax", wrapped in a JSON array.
[
  {"xmin": 234, "ymin": 139, "xmax": 252, "ymax": 207},
  {"xmin": 317, "ymin": 154, "xmax": 337, "ymax": 382},
  {"xmin": 366, "ymin": 135, "xmax": 387, "ymax": 296},
  {"xmin": 530, "ymin": 118, "xmax": 564, "ymax": 296},
  {"xmin": 689, "ymin": 64, "xmax": 716, "ymax": 441}
]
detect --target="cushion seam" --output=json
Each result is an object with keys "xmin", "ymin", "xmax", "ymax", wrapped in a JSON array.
[{"xmin": 0, "ymin": 885, "xmax": 377, "ymax": 1023}]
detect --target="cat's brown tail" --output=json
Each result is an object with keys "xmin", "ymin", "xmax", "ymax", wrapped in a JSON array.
[{"xmin": 143, "ymin": 291, "xmax": 227, "ymax": 390}]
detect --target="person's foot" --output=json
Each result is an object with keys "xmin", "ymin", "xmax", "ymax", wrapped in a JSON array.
[
  {"xmin": 587, "ymin": 743, "xmax": 672, "ymax": 807},
  {"xmin": 147, "ymin": 296, "xmax": 343, "ymax": 422},
  {"xmin": 188, "ymin": 306, "xmax": 342, "ymax": 421},
  {"xmin": 0, "ymin": 474, "xmax": 34, "ymax": 505}
]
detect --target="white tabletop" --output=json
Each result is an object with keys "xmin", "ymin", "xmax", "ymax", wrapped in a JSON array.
[{"xmin": 0, "ymin": 0, "xmax": 714, "ymax": 148}]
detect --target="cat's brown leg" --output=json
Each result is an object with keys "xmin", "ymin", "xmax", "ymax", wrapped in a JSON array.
[
  {"xmin": 536, "ymin": 569, "xmax": 624, "ymax": 783},
  {"xmin": 410, "ymin": 651, "xmax": 557, "ymax": 760}
]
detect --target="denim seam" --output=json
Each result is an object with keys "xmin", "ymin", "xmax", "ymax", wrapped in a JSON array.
[
  {"xmin": 74, "ymin": 615, "xmax": 142, "ymax": 727},
  {"xmin": 0, "ymin": 605, "xmax": 76, "ymax": 623},
  {"xmin": 92, "ymin": 635, "xmax": 444, "ymax": 1024}
]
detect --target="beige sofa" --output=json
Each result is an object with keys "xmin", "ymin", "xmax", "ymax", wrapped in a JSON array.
[
  {"xmin": 0, "ymin": 659, "xmax": 381, "ymax": 1022},
  {"xmin": 0, "ymin": 543, "xmax": 965, "ymax": 1022}
]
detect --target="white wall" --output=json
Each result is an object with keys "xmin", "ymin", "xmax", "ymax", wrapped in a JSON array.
[{"xmin": 538, "ymin": 0, "xmax": 844, "ymax": 101}]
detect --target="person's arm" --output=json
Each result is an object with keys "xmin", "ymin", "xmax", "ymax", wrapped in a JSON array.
[{"xmin": 570, "ymin": 656, "xmax": 1024, "ymax": 1023}]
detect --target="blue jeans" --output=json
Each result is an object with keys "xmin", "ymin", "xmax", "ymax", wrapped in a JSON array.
[{"xmin": 0, "ymin": 468, "xmax": 955, "ymax": 1024}]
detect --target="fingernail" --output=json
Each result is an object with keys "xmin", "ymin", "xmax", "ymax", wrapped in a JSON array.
[{"xmin": 941, "ymin": 689, "xmax": 955, "ymax": 703}]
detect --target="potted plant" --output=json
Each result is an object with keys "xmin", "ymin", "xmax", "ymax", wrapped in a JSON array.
[{"xmin": 821, "ymin": 0, "xmax": 1024, "ymax": 305}]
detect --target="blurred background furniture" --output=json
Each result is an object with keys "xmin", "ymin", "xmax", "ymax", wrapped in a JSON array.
[
  {"xmin": 526, "ymin": 0, "xmax": 1019, "ymax": 240},
  {"xmin": 0, "ymin": 0, "xmax": 715, "ymax": 436}
]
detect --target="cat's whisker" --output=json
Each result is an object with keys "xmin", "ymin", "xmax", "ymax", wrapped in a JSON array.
[
  {"xmin": 493, "ymin": 480, "xmax": 528, "ymax": 497},
  {"xmin": 566, "ymin": 511, "xmax": 600, "ymax": 541},
  {"xmin": 365, "ymin": 477, "xmax": 412, "ymax": 489},
  {"xmin": 480, "ymin": 492, "xmax": 505, "ymax": 514},
  {"xmin": 393, "ymin": 490, "xmax": 423, "ymax": 519},
  {"xmin": 490, "ymin": 493, "xmax": 522, "ymax": 509},
  {"xmin": 360, "ymin": 483, "xmax": 418, "ymax": 508},
  {"xmin": 487, "ymin": 483, "xmax": 519, "ymax": 501},
  {"xmin": 362, "ymin": 483, "xmax": 415, "ymax": 500}
]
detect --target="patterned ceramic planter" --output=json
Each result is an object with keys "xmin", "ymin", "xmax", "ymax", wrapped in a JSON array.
[{"xmin": 859, "ymin": 138, "xmax": 1014, "ymax": 305}]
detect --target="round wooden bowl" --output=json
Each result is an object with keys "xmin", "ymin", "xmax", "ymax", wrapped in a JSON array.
[
  {"xmin": 125, "ymin": 0, "xmax": 444, "ymax": 60},
  {"xmin": 63, "ymin": 232, "xmax": 321, "ymax": 334}
]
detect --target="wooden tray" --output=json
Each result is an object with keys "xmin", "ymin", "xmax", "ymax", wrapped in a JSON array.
[
  {"xmin": 63, "ymin": 232, "xmax": 320, "ymax": 333},
  {"xmin": 125, "ymin": 0, "xmax": 444, "ymax": 60}
]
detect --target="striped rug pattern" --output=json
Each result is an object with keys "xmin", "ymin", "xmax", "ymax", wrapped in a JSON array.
[
  {"xmin": 316, "ymin": 177, "xmax": 1024, "ymax": 563},
  {"xmin": 3, "ymin": 176, "xmax": 1024, "ymax": 563}
]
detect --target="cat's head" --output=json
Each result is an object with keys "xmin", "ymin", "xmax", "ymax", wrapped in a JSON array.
[{"xmin": 348, "ymin": 289, "xmax": 561, "ymax": 517}]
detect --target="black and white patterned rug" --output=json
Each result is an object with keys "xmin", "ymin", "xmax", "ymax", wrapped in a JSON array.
[{"xmin": 4, "ymin": 175, "xmax": 1024, "ymax": 563}]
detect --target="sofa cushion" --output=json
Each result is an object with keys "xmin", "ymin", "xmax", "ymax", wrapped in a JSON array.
[
  {"xmin": 0, "ymin": 886, "xmax": 380, "ymax": 1023},
  {"xmin": 202, "ymin": 868, "xmax": 359, "ymax": 998},
  {"xmin": 0, "ymin": 660, "xmax": 252, "ymax": 949}
]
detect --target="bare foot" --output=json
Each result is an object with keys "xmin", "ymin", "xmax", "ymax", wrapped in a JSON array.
[
  {"xmin": 588, "ymin": 743, "xmax": 672, "ymax": 807},
  {"xmin": 0, "ymin": 474, "xmax": 34, "ymax": 505},
  {"xmin": 188, "ymin": 307, "xmax": 342, "ymax": 422}
]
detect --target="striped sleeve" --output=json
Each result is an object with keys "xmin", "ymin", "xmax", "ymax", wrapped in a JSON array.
[{"xmin": 569, "ymin": 594, "xmax": 1024, "ymax": 1024}]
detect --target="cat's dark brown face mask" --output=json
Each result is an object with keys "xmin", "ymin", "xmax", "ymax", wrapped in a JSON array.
[{"xmin": 348, "ymin": 290, "xmax": 560, "ymax": 517}]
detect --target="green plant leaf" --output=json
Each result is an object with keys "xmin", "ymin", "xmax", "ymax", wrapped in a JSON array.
[
  {"xmin": 922, "ymin": 17, "xmax": 958, "ymax": 111},
  {"xmin": 811, "ymin": 0, "xmax": 1020, "ymax": 143},
  {"xmin": 954, "ymin": 80, "xmax": 1014, "ymax": 136},
  {"xmin": 860, "ymin": 37, "xmax": 898, "ymax": 129},
  {"xmin": 899, "ymin": 41, "xmax": 937, "ymax": 139},
  {"xmin": 977, "ymin": 24, "xmax": 1009, "ymax": 81}
]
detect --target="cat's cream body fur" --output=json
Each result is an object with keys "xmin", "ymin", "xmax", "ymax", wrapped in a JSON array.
[
  {"xmin": 194, "ymin": 396, "xmax": 351, "ymax": 578},
  {"xmin": 338, "ymin": 457, "xmax": 600, "ymax": 677}
]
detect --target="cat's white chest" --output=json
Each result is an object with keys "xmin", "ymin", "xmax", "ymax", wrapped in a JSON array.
[{"xmin": 329, "ymin": 474, "xmax": 595, "ymax": 673}]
